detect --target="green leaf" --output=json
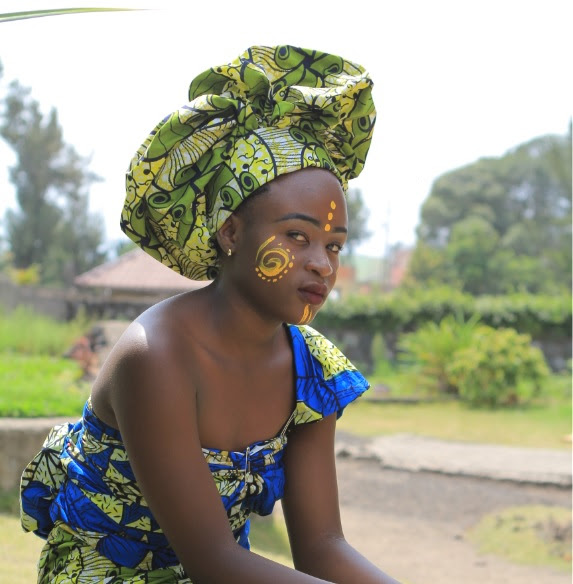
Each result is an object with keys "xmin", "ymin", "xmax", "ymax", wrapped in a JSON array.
[{"xmin": 0, "ymin": 8, "xmax": 144, "ymax": 23}]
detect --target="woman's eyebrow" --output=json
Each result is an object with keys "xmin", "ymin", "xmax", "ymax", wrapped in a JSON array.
[
  {"xmin": 275, "ymin": 212, "xmax": 348, "ymax": 233},
  {"xmin": 276, "ymin": 212, "xmax": 320, "ymax": 226}
]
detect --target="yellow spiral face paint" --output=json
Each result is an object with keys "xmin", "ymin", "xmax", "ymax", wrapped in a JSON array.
[
  {"xmin": 324, "ymin": 200, "xmax": 337, "ymax": 232},
  {"xmin": 255, "ymin": 235, "xmax": 295, "ymax": 282}
]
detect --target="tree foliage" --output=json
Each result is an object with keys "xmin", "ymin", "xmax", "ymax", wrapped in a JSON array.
[
  {"xmin": 0, "ymin": 66, "xmax": 106, "ymax": 285},
  {"xmin": 344, "ymin": 187, "xmax": 371, "ymax": 255},
  {"xmin": 408, "ymin": 129, "xmax": 572, "ymax": 294}
]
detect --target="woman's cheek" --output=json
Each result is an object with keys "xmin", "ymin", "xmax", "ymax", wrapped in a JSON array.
[
  {"xmin": 254, "ymin": 235, "xmax": 295, "ymax": 283},
  {"xmin": 252, "ymin": 235, "xmax": 313, "ymax": 325}
]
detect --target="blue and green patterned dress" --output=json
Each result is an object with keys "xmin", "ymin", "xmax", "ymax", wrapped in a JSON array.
[{"xmin": 20, "ymin": 325, "xmax": 369, "ymax": 583}]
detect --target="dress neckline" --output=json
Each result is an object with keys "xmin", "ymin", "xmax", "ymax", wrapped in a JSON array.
[
  {"xmin": 200, "ymin": 322, "xmax": 299, "ymax": 456},
  {"xmin": 87, "ymin": 324, "xmax": 301, "ymax": 457}
]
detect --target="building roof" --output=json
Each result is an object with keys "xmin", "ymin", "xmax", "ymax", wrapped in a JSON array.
[{"xmin": 74, "ymin": 248, "xmax": 208, "ymax": 293}]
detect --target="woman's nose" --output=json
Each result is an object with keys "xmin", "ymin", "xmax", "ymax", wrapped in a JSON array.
[{"xmin": 305, "ymin": 249, "xmax": 334, "ymax": 277}]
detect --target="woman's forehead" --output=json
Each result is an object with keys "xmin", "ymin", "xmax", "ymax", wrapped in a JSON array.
[
  {"xmin": 265, "ymin": 168, "xmax": 345, "ymax": 207},
  {"xmin": 234, "ymin": 168, "xmax": 347, "ymax": 229}
]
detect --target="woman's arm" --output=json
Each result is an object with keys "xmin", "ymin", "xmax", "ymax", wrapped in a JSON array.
[
  {"xmin": 282, "ymin": 413, "xmax": 402, "ymax": 584},
  {"xmin": 109, "ymin": 320, "xmax": 334, "ymax": 584}
]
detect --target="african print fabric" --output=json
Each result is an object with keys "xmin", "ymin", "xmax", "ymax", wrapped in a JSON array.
[
  {"xmin": 122, "ymin": 45, "xmax": 376, "ymax": 280},
  {"xmin": 37, "ymin": 524, "xmax": 191, "ymax": 583},
  {"xmin": 20, "ymin": 325, "xmax": 369, "ymax": 582}
]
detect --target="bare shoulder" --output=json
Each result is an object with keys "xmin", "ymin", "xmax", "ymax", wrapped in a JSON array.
[
  {"xmin": 91, "ymin": 293, "xmax": 201, "ymax": 427},
  {"xmin": 88, "ymin": 294, "xmax": 245, "ymax": 574}
]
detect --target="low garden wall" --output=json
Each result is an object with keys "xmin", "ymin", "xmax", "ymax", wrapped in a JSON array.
[{"xmin": 0, "ymin": 417, "xmax": 74, "ymax": 493}]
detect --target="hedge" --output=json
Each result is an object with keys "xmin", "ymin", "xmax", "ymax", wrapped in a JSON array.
[{"xmin": 314, "ymin": 288, "xmax": 571, "ymax": 339}]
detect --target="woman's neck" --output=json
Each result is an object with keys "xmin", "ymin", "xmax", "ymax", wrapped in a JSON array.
[{"xmin": 196, "ymin": 279, "xmax": 286, "ymax": 357}]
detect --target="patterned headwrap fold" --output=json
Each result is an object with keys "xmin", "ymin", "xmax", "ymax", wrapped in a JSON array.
[{"xmin": 122, "ymin": 45, "xmax": 376, "ymax": 280}]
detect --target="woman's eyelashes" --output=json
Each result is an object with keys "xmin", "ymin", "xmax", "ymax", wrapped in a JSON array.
[
  {"xmin": 287, "ymin": 231, "xmax": 309, "ymax": 244},
  {"xmin": 287, "ymin": 231, "xmax": 344, "ymax": 254}
]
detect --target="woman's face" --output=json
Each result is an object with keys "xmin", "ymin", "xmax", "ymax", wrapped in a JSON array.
[{"xmin": 229, "ymin": 168, "xmax": 348, "ymax": 325}]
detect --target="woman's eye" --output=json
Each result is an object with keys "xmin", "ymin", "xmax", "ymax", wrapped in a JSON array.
[
  {"xmin": 328, "ymin": 243, "xmax": 344, "ymax": 254},
  {"xmin": 288, "ymin": 232, "xmax": 307, "ymax": 243}
]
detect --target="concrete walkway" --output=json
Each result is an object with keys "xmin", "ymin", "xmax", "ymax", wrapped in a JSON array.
[{"xmin": 335, "ymin": 431, "xmax": 572, "ymax": 487}]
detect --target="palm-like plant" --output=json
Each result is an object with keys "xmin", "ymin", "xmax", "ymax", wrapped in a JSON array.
[{"xmin": 0, "ymin": 8, "xmax": 141, "ymax": 24}]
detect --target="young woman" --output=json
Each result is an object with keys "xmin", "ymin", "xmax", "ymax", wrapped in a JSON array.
[{"xmin": 21, "ymin": 45, "xmax": 401, "ymax": 584}]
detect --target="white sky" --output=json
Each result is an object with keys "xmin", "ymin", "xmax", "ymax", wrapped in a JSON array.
[{"xmin": 0, "ymin": 0, "xmax": 571, "ymax": 257}]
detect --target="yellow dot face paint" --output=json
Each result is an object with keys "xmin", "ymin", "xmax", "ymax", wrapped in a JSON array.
[
  {"xmin": 298, "ymin": 304, "xmax": 313, "ymax": 325},
  {"xmin": 324, "ymin": 200, "xmax": 337, "ymax": 232},
  {"xmin": 255, "ymin": 235, "xmax": 293, "ymax": 282}
]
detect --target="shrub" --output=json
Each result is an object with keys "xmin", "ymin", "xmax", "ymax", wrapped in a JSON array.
[
  {"xmin": 8, "ymin": 264, "xmax": 40, "ymax": 286},
  {"xmin": 398, "ymin": 314, "xmax": 480, "ymax": 394},
  {"xmin": 398, "ymin": 315, "xmax": 551, "ymax": 406},
  {"xmin": 446, "ymin": 326, "xmax": 550, "ymax": 407}
]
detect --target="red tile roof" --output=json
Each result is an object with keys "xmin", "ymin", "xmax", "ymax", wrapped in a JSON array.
[{"xmin": 74, "ymin": 249, "xmax": 208, "ymax": 292}]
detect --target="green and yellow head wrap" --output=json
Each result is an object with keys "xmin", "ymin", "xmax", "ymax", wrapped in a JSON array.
[{"xmin": 122, "ymin": 45, "xmax": 376, "ymax": 280}]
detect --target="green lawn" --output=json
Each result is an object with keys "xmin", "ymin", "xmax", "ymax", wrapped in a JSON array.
[
  {"xmin": 467, "ymin": 505, "xmax": 572, "ymax": 571},
  {"xmin": 0, "ymin": 306, "xmax": 91, "ymax": 356},
  {"xmin": 0, "ymin": 514, "xmax": 44, "ymax": 584},
  {"xmin": 0, "ymin": 353, "xmax": 89, "ymax": 417},
  {"xmin": 338, "ymin": 392, "xmax": 571, "ymax": 450},
  {"xmin": 337, "ymin": 368, "xmax": 572, "ymax": 449}
]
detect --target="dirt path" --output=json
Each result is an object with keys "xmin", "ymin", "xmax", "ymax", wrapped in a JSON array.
[{"xmin": 335, "ymin": 457, "xmax": 571, "ymax": 584}]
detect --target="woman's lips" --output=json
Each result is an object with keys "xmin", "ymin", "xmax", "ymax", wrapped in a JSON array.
[{"xmin": 298, "ymin": 283, "xmax": 327, "ymax": 305}]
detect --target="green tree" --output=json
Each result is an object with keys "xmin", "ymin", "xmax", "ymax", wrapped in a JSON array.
[
  {"xmin": 0, "ymin": 70, "xmax": 106, "ymax": 285},
  {"xmin": 344, "ymin": 187, "xmax": 371, "ymax": 255},
  {"xmin": 409, "ymin": 129, "xmax": 572, "ymax": 294}
]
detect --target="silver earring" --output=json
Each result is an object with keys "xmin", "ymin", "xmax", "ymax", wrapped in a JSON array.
[{"xmin": 227, "ymin": 249, "xmax": 232, "ymax": 257}]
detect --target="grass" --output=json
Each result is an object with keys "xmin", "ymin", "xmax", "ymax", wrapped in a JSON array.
[
  {"xmin": 338, "ymin": 396, "xmax": 572, "ymax": 449},
  {"xmin": 0, "ymin": 306, "xmax": 92, "ymax": 356},
  {"xmin": 0, "ymin": 353, "xmax": 90, "ymax": 417},
  {"xmin": 250, "ymin": 514, "xmax": 293, "ymax": 567},
  {"xmin": 336, "ymin": 362, "xmax": 572, "ymax": 449},
  {"xmin": 0, "ymin": 307, "xmax": 92, "ymax": 417},
  {"xmin": 467, "ymin": 505, "xmax": 572, "ymax": 571},
  {"xmin": 0, "ymin": 513, "xmax": 45, "ymax": 584}
]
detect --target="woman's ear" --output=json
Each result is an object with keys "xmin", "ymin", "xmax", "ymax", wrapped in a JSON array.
[{"xmin": 216, "ymin": 213, "xmax": 241, "ymax": 255}]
